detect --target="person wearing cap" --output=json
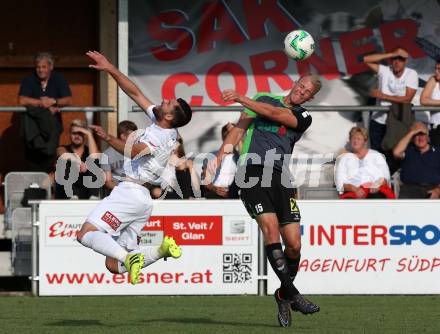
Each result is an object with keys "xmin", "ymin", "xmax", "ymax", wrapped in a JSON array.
[
  {"xmin": 75, "ymin": 51, "xmax": 193, "ymax": 285},
  {"xmin": 363, "ymin": 48, "xmax": 418, "ymax": 154},
  {"xmin": 393, "ymin": 122, "xmax": 440, "ymax": 199}
]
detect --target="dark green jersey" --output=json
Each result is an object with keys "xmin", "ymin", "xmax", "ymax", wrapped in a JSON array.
[{"xmin": 240, "ymin": 92, "xmax": 312, "ymax": 171}]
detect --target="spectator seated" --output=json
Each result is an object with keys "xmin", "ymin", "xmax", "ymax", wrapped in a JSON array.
[{"xmin": 335, "ymin": 126, "xmax": 395, "ymax": 199}]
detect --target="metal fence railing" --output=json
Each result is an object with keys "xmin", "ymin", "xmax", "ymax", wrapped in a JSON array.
[
  {"xmin": 0, "ymin": 106, "xmax": 115, "ymax": 113},
  {"xmin": 3, "ymin": 105, "xmax": 440, "ymax": 113},
  {"xmin": 132, "ymin": 105, "xmax": 440, "ymax": 112}
]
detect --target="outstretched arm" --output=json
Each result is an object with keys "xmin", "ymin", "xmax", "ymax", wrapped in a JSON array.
[
  {"xmin": 86, "ymin": 51, "xmax": 153, "ymax": 113},
  {"xmin": 222, "ymin": 90, "xmax": 299, "ymax": 128}
]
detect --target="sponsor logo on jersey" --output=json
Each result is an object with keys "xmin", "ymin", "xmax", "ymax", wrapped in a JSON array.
[
  {"xmin": 101, "ymin": 211, "xmax": 121, "ymax": 231},
  {"xmin": 290, "ymin": 198, "xmax": 299, "ymax": 213}
]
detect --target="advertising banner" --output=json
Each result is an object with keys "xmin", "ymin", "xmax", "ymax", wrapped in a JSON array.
[
  {"xmin": 128, "ymin": 0, "xmax": 440, "ymax": 157},
  {"xmin": 38, "ymin": 200, "xmax": 258, "ymax": 296},
  {"xmin": 267, "ymin": 200, "xmax": 440, "ymax": 294},
  {"xmin": 38, "ymin": 200, "xmax": 439, "ymax": 295}
]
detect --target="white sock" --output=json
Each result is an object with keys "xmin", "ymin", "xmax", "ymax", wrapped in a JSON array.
[
  {"xmin": 112, "ymin": 247, "xmax": 162, "ymax": 273},
  {"xmin": 80, "ymin": 231, "xmax": 128, "ymax": 263},
  {"xmin": 142, "ymin": 247, "xmax": 162, "ymax": 267}
]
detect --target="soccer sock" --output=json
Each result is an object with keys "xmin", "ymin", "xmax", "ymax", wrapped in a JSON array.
[
  {"xmin": 79, "ymin": 231, "xmax": 128, "ymax": 263},
  {"xmin": 266, "ymin": 243, "xmax": 299, "ymax": 299},
  {"xmin": 142, "ymin": 246, "xmax": 162, "ymax": 267},
  {"xmin": 116, "ymin": 247, "xmax": 161, "ymax": 273},
  {"xmin": 284, "ymin": 251, "xmax": 301, "ymax": 282}
]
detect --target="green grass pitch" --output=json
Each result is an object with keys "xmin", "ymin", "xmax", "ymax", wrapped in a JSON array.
[{"xmin": 0, "ymin": 295, "xmax": 439, "ymax": 333}]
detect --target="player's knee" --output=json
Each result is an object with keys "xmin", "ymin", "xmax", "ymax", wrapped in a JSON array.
[
  {"xmin": 285, "ymin": 240, "xmax": 301, "ymax": 257},
  {"xmin": 265, "ymin": 230, "xmax": 281, "ymax": 244}
]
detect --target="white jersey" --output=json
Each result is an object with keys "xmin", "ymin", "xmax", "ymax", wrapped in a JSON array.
[
  {"xmin": 372, "ymin": 65, "xmax": 419, "ymax": 124},
  {"xmin": 124, "ymin": 105, "xmax": 178, "ymax": 185}
]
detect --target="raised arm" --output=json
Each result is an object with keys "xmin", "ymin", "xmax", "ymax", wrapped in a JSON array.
[
  {"xmin": 86, "ymin": 51, "xmax": 153, "ymax": 112},
  {"xmin": 222, "ymin": 90, "xmax": 299, "ymax": 128},
  {"xmin": 393, "ymin": 123, "xmax": 424, "ymax": 159},
  {"xmin": 363, "ymin": 48, "xmax": 409, "ymax": 73}
]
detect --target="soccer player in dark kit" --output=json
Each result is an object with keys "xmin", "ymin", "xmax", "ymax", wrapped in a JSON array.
[{"xmin": 209, "ymin": 75, "xmax": 322, "ymax": 327}]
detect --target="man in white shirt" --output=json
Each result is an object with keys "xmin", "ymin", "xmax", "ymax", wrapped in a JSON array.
[
  {"xmin": 363, "ymin": 48, "xmax": 418, "ymax": 152},
  {"xmin": 76, "ymin": 51, "xmax": 192, "ymax": 285}
]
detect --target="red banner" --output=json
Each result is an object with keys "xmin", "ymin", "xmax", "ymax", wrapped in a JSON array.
[{"xmin": 163, "ymin": 216, "xmax": 223, "ymax": 245}]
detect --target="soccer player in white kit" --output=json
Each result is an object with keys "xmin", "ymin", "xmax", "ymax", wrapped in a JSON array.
[{"xmin": 76, "ymin": 51, "xmax": 193, "ymax": 285}]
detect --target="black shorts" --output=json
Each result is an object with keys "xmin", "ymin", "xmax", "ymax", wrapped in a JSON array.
[{"xmin": 239, "ymin": 165, "xmax": 300, "ymax": 224}]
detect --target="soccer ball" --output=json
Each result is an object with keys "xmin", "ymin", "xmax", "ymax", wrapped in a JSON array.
[{"xmin": 284, "ymin": 30, "xmax": 315, "ymax": 61}]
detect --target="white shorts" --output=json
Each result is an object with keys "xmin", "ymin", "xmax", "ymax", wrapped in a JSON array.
[{"xmin": 86, "ymin": 181, "xmax": 153, "ymax": 250}]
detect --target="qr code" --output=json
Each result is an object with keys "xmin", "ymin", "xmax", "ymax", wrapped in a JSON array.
[{"xmin": 223, "ymin": 253, "xmax": 252, "ymax": 283}]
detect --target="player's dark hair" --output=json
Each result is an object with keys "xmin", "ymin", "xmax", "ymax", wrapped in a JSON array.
[
  {"xmin": 170, "ymin": 98, "xmax": 192, "ymax": 128},
  {"xmin": 117, "ymin": 120, "xmax": 137, "ymax": 138}
]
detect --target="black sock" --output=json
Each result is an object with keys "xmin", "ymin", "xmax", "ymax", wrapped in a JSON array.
[
  {"xmin": 284, "ymin": 251, "xmax": 301, "ymax": 282},
  {"xmin": 266, "ymin": 243, "xmax": 299, "ymax": 299}
]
